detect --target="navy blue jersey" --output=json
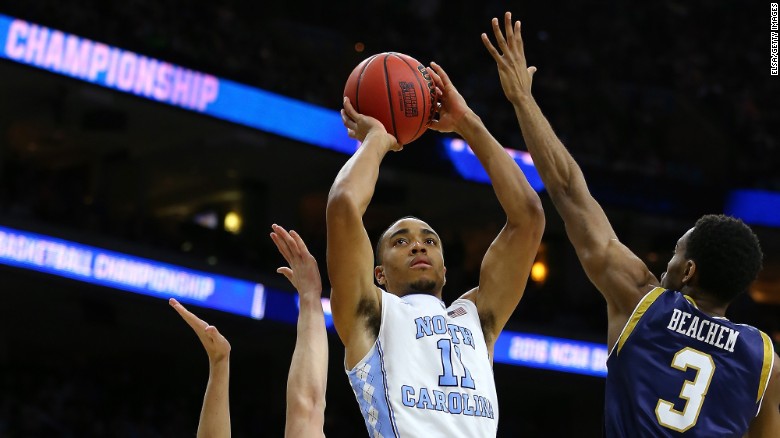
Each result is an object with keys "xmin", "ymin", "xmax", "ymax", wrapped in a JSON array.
[{"xmin": 605, "ymin": 288, "xmax": 774, "ymax": 437}]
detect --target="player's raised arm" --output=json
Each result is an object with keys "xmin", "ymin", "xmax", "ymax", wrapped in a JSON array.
[
  {"xmin": 748, "ymin": 355, "xmax": 780, "ymax": 437},
  {"xmin": 482, "ymin": 12, "xmax": 657, "ymax": 344},
  {"xmin": 270, "ymin": 225, "xmax": 328, "ymax": 438},
  {"xmin": 169, "ymin": 298, "xmax": 231, "ymax": 438},
  {"xmin": 326, "ymin": 98, "xmax": 401, "ymax": 367},
  {"xmin": 427, "ymin": 60, "xmax": 545, "ymax": 349}
]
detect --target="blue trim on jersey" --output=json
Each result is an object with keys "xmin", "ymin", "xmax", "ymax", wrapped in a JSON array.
[
  {"xmin": 347, "ymin": 343, "xmax": 399, "ymax": 438},
  {"xmin": 377, "ymin": 339, "xmax": 401, "ymax": 437}
]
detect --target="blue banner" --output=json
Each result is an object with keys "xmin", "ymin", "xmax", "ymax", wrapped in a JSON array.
[
  {"xmin": 0, "ymin": 14, "xmax": 543, "ymax": 183},
  {"xmin": 493, "ymin": 331, "xmax": 608, "ymax": 377},
  {"xmin": 0, "ymin": 225, "xmax": 266, "ymax": 319},
  {"xmin": 725, "ymin": 189, "xmax": 780, "ymax": 228},
  {"xmin": 0, "ymin": 14, "xmax": 357, "ymax": 155},
  {"xmin": 443, "ymin": 138, "xmax": 545, "ymax": 192}
]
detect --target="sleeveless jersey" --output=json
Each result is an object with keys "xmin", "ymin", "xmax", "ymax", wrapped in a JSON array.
[
  {"xmin": 605, "ymin": 287, "xmax": 775, "ymax": 437},
  {"xmin": 347, "ymin": 291, "xmax": 499, "ymax": 438}
]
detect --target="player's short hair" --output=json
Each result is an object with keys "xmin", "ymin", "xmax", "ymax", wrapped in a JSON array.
[
  {"xmin": 375, "ymin": 215, "xmax": 427, "ymax": 265},
  {"xmin": 685, "ymin": 214, "xmax": 763, "ymax": 304}
]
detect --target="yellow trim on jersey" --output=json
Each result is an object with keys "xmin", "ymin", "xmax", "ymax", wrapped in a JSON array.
[
  {"xmin": 683, "ymin": 295, "xmax": 698, "ymax": 308},
  {"xmin": 617, "ymin": 287, "xmax": 666, "ymax": 355},
  {"xmin": 757, "ymin": 331, "xmax": 774, "ymax": 403}
]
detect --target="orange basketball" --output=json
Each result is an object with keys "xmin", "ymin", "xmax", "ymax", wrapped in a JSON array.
[{"xmin": 344, "ymin": 52, "xmax": 438, "ymax": 145}]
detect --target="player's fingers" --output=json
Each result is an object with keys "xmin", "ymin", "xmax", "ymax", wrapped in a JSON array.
[
  {"xmin": 341, "ymin": 109, "xmax": 357, "ymax": 130},
  {"xmin": 170, "ymin": 298, "xmax": 204, "ymax": 327},
  {"xmin": 426, "ymin": 67, "xmax": 444, "ymax": 91},
  {"xmin": 270, "ymin": 234, "xmax": 293, "ymax": 265},
  {"xmin": 342, "ymin": 109, "xmax": 357, "ymax": 127},
  {"xmin": 428, "ymin": 119, "xmax": 445, "ymax": 133},
  {"xmin": 290, "ymin": 230, "xmax": 312, "ymax": 257},
  {"xmin": 429, "ymin": 62, "xmax": 452, "ymax": 88},
  {"xmin": 276, "ymin": 266, "xmax": 295, "ymax": 284},
  {"xmin": 515, "ymin": 21, "xmax": 525, "ymax": 57},
  {"xmin": 170, "ymin": 299, "xmax": 211, "ymax": 341},
  {"xmin": 343, "ymin": 96, "xmax": 360, "ymax": 120},
  {"xmin": 481, "ymin": 33, "xmax": 502, "ymax": 62},
  {"xmin": 491, "ymin": 17, "xmax": 508, "ymax": 55},
  {"xmin": 504, "ymin": 12, "xmax": 514, "ymax": 45},
  {"xmin": 276, "ymin": 225, "xmax": 301, "ymax": 258},
  {"xmin": 270, "ymin": 227, "xmax": 294, "ymax": 262}
]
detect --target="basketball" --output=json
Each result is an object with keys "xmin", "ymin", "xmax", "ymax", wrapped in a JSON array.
[{"xmin": 344, "ymin": 52, "xmax": 438, "ymax": 145}]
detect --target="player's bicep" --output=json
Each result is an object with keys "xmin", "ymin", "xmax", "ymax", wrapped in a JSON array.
[
  {"xmin": 578, "ymin": 237, "xmax": 657, "ymax": 317},
  {"xmin": 554, "ymin": 182, "xmax": 656, "ymax": 312},
  {"xmin": 553, "ymin": 179, "xmax": 619, "ymax": 256},
  {"xmin": 325, "ymin": 199, "xmax": 380, "ymax": 342},
  {"xmin": 472, "ymin": 222, "xmax": 543, "ymax": 341}
]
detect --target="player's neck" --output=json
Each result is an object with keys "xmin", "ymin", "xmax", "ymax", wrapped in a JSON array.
[
  {"xmin": 394, "ymin": 290, "xmax": 443, "ymax": 300},
  {"xmin": 682, "ymin": 287, "xmax": 728, "ymax": 318}
]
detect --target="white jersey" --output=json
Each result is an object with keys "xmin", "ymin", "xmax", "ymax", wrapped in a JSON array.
[{"xmin": 347, "ymin": 291, "xmax": 499, "ymax": 438}]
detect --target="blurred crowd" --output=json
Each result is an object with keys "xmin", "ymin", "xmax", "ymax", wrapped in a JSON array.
[{"xmin": 4, "ymin": 0, "xmax": 776, "ymax": 187}]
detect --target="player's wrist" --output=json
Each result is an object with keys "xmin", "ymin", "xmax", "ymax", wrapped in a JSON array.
[
  {"xmin": 209, "ymin": 354, "xmax": 231, "ymax": 368},
  {"xmin": 364, "ymin": 130, "xmax": 396, "ymax": 152},
  {"xmin": 453, "ymin": 110, "xmax": 483, "ymax": 136},
  {"xmin": 298, "ymin": 292, "xmax": 324, "ymax": 308},
  {"xmin": 510, "ymin": 90, "xmax": 534, "ymax": 107}
]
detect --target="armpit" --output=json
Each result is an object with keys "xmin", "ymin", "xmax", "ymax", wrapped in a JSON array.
[{"xmin": 357, "ymin": 296, "xmax": 381, "ymax": 338}]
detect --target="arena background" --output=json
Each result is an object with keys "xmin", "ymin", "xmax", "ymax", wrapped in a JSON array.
[{"xmin": 0, "ymin": 1, "xmax": 778, "ymax": 436}]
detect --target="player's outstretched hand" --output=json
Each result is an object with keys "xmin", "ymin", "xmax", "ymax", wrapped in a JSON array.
[
  {"xmin": 170, "ymin": 298, "xmax": 231, "ymax": 365},
  {"xmin": 426, "ymin": 62, "xmax": 472, "ymax": 134},
  {"xmin": 270, "ymin": 224, "xmax": 322, "ymax": 300},
  {"xmin": 341, "ymin": 97, "xmax": 402, "ymax": 151},
  {"xmin": 481, "ymin": 11, "xmax": 537, "ymax": 104}
]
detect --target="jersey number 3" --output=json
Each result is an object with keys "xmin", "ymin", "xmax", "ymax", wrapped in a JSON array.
[{"xmin": 655, "ymin": 347, "xmax": 715, "ymax": 432}]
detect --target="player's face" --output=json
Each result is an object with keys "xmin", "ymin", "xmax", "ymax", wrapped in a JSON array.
[
  {"xmin": 375, "ymin": 218, "xmax": 446, "ymax": 297},
  {"xmin": 660, "ymin": 228, "xmax": 694, "ymax": 291}
]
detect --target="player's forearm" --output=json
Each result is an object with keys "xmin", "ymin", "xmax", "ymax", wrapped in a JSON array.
[
  {"xmin": 327, "ymin": 133, "xmax": 393, "ymax": 216},
  {"xmin": 198, "ymin": 360, "xmax": 231, "ymax": 438},
  {"xmin": 458, "ymin": 111, "xmax": 543, "ymax": 226},
  {"xmin": 512, "ymin": 94, "xmax": 584, "ymax": 205},
  {"xmin": 287, "ymin": 295, "xmax": 329, "ymax": 412}
]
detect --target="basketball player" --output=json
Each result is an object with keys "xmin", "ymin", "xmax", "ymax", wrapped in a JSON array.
[
  {"xmin": 483, "ymin": 12, "xmax": 779, "ymax": 436},
  {"xmin": 329, "ymin": 62, "xmax": 545, "ymax": 435},
  {"xmin": 171, "ymin": 224, "xmax": 328, "ymax": 437}
]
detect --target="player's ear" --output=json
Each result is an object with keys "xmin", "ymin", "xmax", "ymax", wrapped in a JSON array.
[
  {"xmin": 442, "ymin": 266, "xmax": 447, "ymax": 286},
  {"xmin": 682, "ymin": 260, "xmax": 696, "ymax": 285},
  {"xmin": 375, "ymin": 265, "xmax": 386, "ymax": 286}
]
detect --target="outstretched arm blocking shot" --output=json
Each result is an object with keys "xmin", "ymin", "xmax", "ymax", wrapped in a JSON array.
[
  {"xmin": 482, "ymin": 13, "xmax": 655, "ymax": 346},
  {"xmin": 271, "ymin": 224, "xmax": 328, "ymax": 438},
  {"xmin": 170, "ymin": 298, "xmax": 232, "ymax": 438}
]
